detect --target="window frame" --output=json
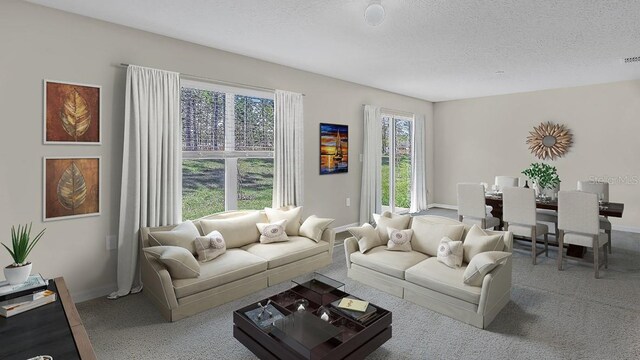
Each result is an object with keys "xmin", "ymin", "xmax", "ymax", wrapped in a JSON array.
[{"xmin": 381, "ymin": 111, "xmax": 414, "ymax": 214}]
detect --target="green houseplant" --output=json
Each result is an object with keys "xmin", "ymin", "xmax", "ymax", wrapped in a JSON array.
[
  {"xmin": 521, "ymin": 162, "xmax": 561, "ymax": 195},
  {"xmin": 2, "ymin": 223, "xmax": 45, "ymax": 285}
]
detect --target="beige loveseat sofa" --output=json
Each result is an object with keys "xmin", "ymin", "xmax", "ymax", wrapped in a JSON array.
[
  {"xmin": 344, "ymin": 215, "xmax": 513, "ymax": 329},
  {"xmin": 140, "ymin": 210, "xmax": 336, "ymax": 321}
]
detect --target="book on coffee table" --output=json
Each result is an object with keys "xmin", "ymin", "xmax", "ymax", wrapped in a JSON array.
[
  {"xmin": 1, "ymin": 290, "xmax": 56, "ymax": 318},
  {"xmin": 331, "ymin": 297, "xmax": 377, "ymax": 322},
  {"xmin": 0, "ymin": 274, "xmax": 49, "ymax": 302}
]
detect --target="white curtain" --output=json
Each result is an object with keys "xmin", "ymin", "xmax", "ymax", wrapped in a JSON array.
[
  {"xmin": 410, "ymin": 114, "xmax": 428, "ymax": 212},
  {"xmin": 359, "ymin": 105, "xmax": 382, "ymax": 224},
  {"xmin": 272, "ymin": 90, "xmax": 304, "ymax": 208},
  {"xmin": 109, "ymin": 65, "xmax": 182, "ymax": 299}
]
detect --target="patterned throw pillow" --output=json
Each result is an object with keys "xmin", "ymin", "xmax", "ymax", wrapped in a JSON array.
[
  {"xmin": 437, "ymin": 236, "xmax": 464, "ymax": 268},
  {"xmin": 194, "ymin": 230, "xmax": 227, "ymax": 262},
  {"xmin": 375, "ymin": 215, "xmax": 411, "ymax": 242},
  {"xmin": 386, "ymin": 228, "xmax": 413, "ymax": 252},
  {"xmin": 256, "ymin": 219, "xmax": 289, "ymax": 244},
  {"xmin": 264, "ymin": 207, "xmax": 303, "ymax": 236}
]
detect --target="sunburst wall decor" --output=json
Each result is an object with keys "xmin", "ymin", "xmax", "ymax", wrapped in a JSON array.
[{"xmin": 526, "ymin": 122, "xmax": 572, "ymax": 160}]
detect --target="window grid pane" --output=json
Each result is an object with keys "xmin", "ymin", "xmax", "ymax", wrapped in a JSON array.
[{"xmin": 181, "ymin": 88, "xmax": 225, "ymax": 151}]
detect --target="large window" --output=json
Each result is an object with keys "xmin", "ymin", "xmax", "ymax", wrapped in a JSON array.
[
  {"xmin": 181, "ymin": 81, "xmax": 274, "ymax": 220},
  {"xmin": 381, "ymin": 113, "xmax": 413, "ymax": 213}
]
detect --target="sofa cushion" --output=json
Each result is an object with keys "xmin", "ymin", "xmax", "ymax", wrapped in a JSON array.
[
  {"xmin": 405, "ymin": 257, "xmax": 482, "ymax": 304},
  {"xmin": 299, "ymin": 215, "xmax": 334, "ymax": 242},
  {"xmin": 386, "ymin": 228, "xmax": 413, "ymax": 252},
  {"xmin": 437, "ymin": 237, "xmax": 463, "ymax": 268},
  {"xmin": 462, "ymin": 225, "xmax": 504, "ymax": 264},
  {"xmin": 376, "ymin": 215, "xmax": 411, "ymax": 242},
  {"xmin": 463, "ymin": 251, "xmax": 511, "ymax": 286},
  {"xmin": 265, "ymin": 206, "xmax": 303, "ymax": 236},
  {"xmin": 143, "ymin": 246, "xmax": 200, "ymax": 279},
  {"xmin": 348, "ymin": 223, "xmax": 383, "ymax": 253},
  {"xmin": 256, "ymin": 219, "xmax": 290, "ymax": 244},
  {"xmin": 242, "ymin": 236, "xmax": 330, "ymax": 269},
  {"xmin": 350, "ymin": 246, "xmax": 428, "ymax": 279},
  {"xmin": 410, "ymin": 218, "xmax": 465, "ymax": 257},
  {"xmin": 172, "ymin": 249, "xmax": 267, "ymax": 299},
  {"xmin": 194, "ymin": 230, "xmax": 226, "ymax": 262},
  {"xmin": 199, "ymin": 211, "xmax": 263, "ymax": 249},
  {"xmin": 148, "ymin": 221, "xmax": 200, "ymax": 255}
]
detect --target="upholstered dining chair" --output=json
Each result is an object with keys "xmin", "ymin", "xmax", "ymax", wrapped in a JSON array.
[
  {"xmin": 503, "ymin": 187, "xmax": 548, "ymax": 265},
  {"xmin": 494, "ymin": 176, "xmax": 519, "ymax": 191},
  {"xmin": 577, "ymin": 181, "xmax": 612, "ymax": 253},
  {"xmin": 457, "ymin": 183, "xmax": 500, "ymax": 230},
  {"xmin": 536, "ymin": 183, "xmax": 560, "ymax": 236},
  {"xmin": 557, "ymin": 191, "xmax": 609, "ymax": 278}
]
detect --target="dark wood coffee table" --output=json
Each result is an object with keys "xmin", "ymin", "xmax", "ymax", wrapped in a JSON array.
[{"xmin": 233, "ymin": 275, "xmax": 392, "ymax": 360}]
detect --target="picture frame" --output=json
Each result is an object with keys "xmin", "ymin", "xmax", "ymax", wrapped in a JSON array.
[
  {"xmin": 43, "ymin": 156, "xmax": 101, "ymax": 222},
  {"xmin": 43, "ymin": 79, "xmax": 102, "ymax": 144},
  {"xmin": 320, "ymin": 123, "xmax": 348, "ymax": 175}
]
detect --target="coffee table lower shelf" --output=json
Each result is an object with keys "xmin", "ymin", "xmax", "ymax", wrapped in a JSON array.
[{"xmin": 234, "ymin": 324, "xmax": 392, "ymax": 360}]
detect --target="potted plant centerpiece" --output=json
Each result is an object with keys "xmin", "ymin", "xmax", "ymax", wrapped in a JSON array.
[
  {"xmin": 521, "ymin": 162, "xmax": 561, "ymax": 200},
  {"xmin": 2, "ymin": 223, "xmax": 45, "ymax": 285}
]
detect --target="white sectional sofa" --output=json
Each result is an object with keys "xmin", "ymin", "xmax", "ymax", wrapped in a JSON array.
[
  {"xmin": 140, "ymin": 210, "xmax": 335, "ymax": 321},
  {"xmin": 344, "ymin": 215, "xmax": 513, "ymax": 329}
]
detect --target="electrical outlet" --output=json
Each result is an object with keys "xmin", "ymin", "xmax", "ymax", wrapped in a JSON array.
[
  {"xmin": 346, "ymin": 197, "xmax": 351, "ymax": 207},
  {"xmin": 359, "ymin": 153, "xmax": 363, "ymax": 162},
  {"xmin": 106, "ymin": 235, "xmax": 117, "ymax": 251}
]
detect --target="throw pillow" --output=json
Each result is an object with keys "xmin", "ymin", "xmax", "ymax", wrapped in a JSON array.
[
  {"xmin": 199, "ymin": 211, "xmax": 264, "ymax": 248},
  {"xmin": 299, "ymin": 215, "xmax": 335, "ymax": 242},
  {"xmin": 256, "ymin": 219, "xmax": 290, "ymax": 244},
  {"xmin": 265, "ymin": 206, "xmax": 303, "ymax": 236},
  {"xmin": 462, "ymin": 225, "xmax": 504, "ymax": 264},
  {"xmin": 347, "ymin": 223, "xmax": 383, "ymax": 253},
  {"xmin": 463, "ymin": 251, "xmax": 512, "ymax": 286},
  {"xmin": 437, "ymin": 236, "xmax": 464, "ymax": 268},
  {"xmin": 386, "ymin": 228, "xmax": 413, "ymax": 251},
  {"xmin": 410, "ymin": 218, "xmax": 465, "ymax": 256},
  {"xmin": 143, "ymin": 246, "xmax": 200, "ymax": 279},
  {"xmin": 194, "ymin": 230, "xmax": 226, "ymax": 262},
  {"xmin": 375, "ymin": 214, "xmax": 411, "ymax": 242},
  {"xmin": 148, "ymin": 221, "xmax": 200, "ymax": 255},
  {"xmin": 372, "ymin": 211, "xmax": 392, "ymax": 225}
]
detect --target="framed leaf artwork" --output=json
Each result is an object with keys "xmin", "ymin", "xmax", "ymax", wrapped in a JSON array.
[
  {"xmin": 44, "ymin": 80, "xmax": 101, "ymax": 144},
  {"xmin": 320, "ymin": 123, "xmax": 348, "ymax": 174},
  {"xmin": 43, "ymin": 157, "xmax": 101, "ymax": 221}
]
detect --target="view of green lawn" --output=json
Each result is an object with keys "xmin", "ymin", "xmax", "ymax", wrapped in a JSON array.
[
  {"xmin": 182, "ymin": 158, "xmax": 273, "ymax": 220},
  {"xmin": 382, "ymin": 155, "xmax": 411, "ymax": 209}
]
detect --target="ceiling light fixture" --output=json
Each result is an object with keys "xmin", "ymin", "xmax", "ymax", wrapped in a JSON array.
[{"xmin": 364, "ymin": 0, "xmax": 385, "ymax": 26}]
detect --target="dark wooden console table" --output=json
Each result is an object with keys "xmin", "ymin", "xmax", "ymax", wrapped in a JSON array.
[{"xmin": 0, "ymin": 277, "xmax": 96, "ymax": 360}]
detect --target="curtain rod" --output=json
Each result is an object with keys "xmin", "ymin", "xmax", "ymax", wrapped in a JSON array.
[
  {"xmin": 117, "ymin": 63, "xmax": 305, "ymax": 96},
  {"xmin": 362, "ymin": 104, "xmax": 415, "ymax": 118}
]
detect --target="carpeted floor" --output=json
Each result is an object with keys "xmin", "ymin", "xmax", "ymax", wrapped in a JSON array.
[{"xmin": 77, "ymin": 210, "xmax": 640, "ymax": 360}]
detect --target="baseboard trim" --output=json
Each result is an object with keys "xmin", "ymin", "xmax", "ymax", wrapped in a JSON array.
[
  {"xmin": 72, "ymin": 282, "xmax": 117, "ymax": 303},
  {"xmin": 333, "ymin": 222, "xmax": 359, "ymax": 233},
  {"xmin": 428, "ymin": 203, "xmax": 458, "ymax": 210}
]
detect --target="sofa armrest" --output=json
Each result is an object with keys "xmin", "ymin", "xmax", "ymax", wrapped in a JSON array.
[
  {"xmin": 477, "ymin": 257, "xmax": 512, "ymax": 315},
  {"xmin": 321, "ymin": 227, "xmax": 336, "ymax": 256},
  {"xmin": 140, "ymin": 251, "xmax": 179, "ymax": 310},
  {"xmin": 344, "ymin": 237, "xmax": 359, "ymax": 269}
]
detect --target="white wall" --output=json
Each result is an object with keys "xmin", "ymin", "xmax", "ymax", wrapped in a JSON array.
[
  {"xmin": 433, "ymin": 80, "xmax": 640, "ymax": 230},
  {"xmin": 0, "ymin": 0, "xmax": 434, "ymax": 300}
]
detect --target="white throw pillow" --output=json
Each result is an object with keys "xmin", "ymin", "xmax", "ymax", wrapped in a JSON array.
[
  {"xmin": 256, "ymin": 219, "xmax": 290, "ymax": 244},
  {"xmin": 148, "ymin": 221, "xmax": 200, "ymax": 255},
  {"xmin": 194, "ymin": 230, "xmax": 226, "ymax": 262},
  {"xmin": 372, "ymin": 211, "xmax": 393, "ymax": 225},
  {"xmin": 143, "ymin": 246, "xmax": 200, "ymax": 279},
  {"xmin": 463, "ymin": 251, "xmax": 511, "ymax": 286},
  {"xmin": 437, "ymin": 236, "xmax": 464, "ymax": 268},
  {"xmin": 375, "ymin": 215, "xmax": 411, "ymax": 242},
  {"xmin": 386, "ymin": 228, "xmax": 413, "ymax": 252},
  {"xmin": 462, "ymin": 225, "xmax": 504, "ymax": 264},
  {"xmin": 410, "ymin": 218, "xmax": 465, "ymax": 257},
  {"xmin": 199, "ymin": 211, "xmax": 264, "ymax": 248},
  {"xmin": 348, "ymin": 223, "xmax": 383, "ymax": 253},
  {"xmin": 299, "ymin": 215, "xmax": 335, "ymax": 242},
  {"xmin": 265, "ymin": 207, "xmax": 303, "ymax": 236}
]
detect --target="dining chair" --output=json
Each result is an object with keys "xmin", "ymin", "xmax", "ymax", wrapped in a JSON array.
[
  {"xmin": 577, "ymin": 181, "xmax": 612, "ymax": 253},
  {"xmin": 557, "ymin": 191, "xmax": 609, "ymax": 278},
  {"xmin": 503, "ymin": 187, "xmax": 548, "ymax": 265},
  {"xmin": 457, "ymin": 183, "xmax": 500, "ymax": 230},
  {"xmin": 536, "ymin": 183, "xmax": 560, "ymax": 236},
  {"xmin": 494, "ymin": 176, "xmax": 519, "ymax": 191}
]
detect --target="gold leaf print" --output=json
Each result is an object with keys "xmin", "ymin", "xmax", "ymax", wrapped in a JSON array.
[
  {"xmin": 60, "ymin": 89, "xmax": 91, "ymax": 140},
  {"xmin": 57, "ymin": 162, "xmax": 87, "ymax": 211}
]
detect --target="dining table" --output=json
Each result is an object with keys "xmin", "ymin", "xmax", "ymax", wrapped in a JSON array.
[{"xmin": 485, "ymin": 193, "xmax": 624, "ymax": 257}]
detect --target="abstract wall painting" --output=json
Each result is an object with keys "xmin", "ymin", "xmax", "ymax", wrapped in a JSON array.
[
  {"xmin": 43, "ymin": 157, "xmax": 100, "ymax": 221},
  {"xmin": 320, "ymin": 123, "xmax": 348, "ymax": 175},
  {"xmin": 44, "ymin": 80, "xmax": 101, "ymax": 144}
]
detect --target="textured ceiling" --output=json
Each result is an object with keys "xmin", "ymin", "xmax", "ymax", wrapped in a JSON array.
[{"xmin": 26, "ymin": 0, "xmax": 640, "ymax": 101}]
